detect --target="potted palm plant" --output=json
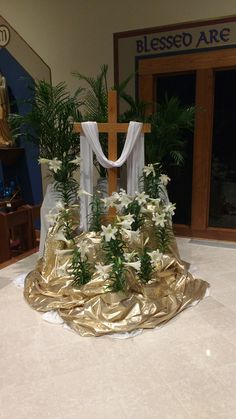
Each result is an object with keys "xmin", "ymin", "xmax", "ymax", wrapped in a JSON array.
[{"xmin": 17, "ymin": 80, "xmax": 82, "ymax": 206}]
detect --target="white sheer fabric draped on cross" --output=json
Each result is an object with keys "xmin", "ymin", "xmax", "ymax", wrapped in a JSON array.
[
  {"xmin": 39, "ymin": 121, "xmax": 144, "ymax": 255},
  {"xmin": 80, "ymin": 121, "xmax": 144, "ymax": 230}
]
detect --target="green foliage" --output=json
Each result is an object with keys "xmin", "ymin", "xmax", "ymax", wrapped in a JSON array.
[
  {"xmin": 155, "ymin": 224, "xmax": 174, "ymax": 254},
  {"xmin": 102, "ymin": 231, "xmax": 125, "ymax": 264},
  {"xmin": 14, "ymin": 80, "xmax": 82, "ymax": 209},
  {"xmin": 124, "ymin": 200, "xmax": 143, "ymax": 231},
  {"xmin": 147, "ymin": 96, "xmax": 195, "ymax": 166},
  {"xmin": 89, "ymin": 192, "xmax": 104, "ymax": 232},
  {"xmin": 118, "ymin": 91, "xmax": 148, "ymax": 123},
  {"xmin": 138, "ymin": 248, "xmax": 153, "ymax": 283},
  {"xmin": 16, "ymin": 80, "xmax": 81, "ymax": 160},
  {"xmin": 72, "ymin": 64, "xmax": 108, "ymax": 122},
  {"xmin": 102, "ymin": 229, "xmax": 126, "ymax": 292},
  {"xmin": 58, "ymin": 208, "xmax": 76, "ymax": 242},
  {"xmin": 71, "ymin": 248, "xmax": 92, "ymax": 287},
  {"xmin": 54, "ymin": 166, "xmax": 78, "ymax": 207},
  {"xmin": 141, "ymin": 164, "xmax": 163, "ymax": 199},
  {"xmin": 110, "ymin": 257, "xmax": 126, "ymax": 292},
  {"xmin": 73, "ymin": 65, "xmax": 109, "ymax": 177}
]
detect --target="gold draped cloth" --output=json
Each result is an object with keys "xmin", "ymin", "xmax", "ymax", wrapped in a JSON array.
[{"xmin": 24, "ymin": 221, "xmax": 209, "ymax": 337}]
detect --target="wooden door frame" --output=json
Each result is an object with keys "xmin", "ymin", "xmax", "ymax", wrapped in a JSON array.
[{"xmin": 138, "ymin": 49, "xmax": 236, "ymax": 241}]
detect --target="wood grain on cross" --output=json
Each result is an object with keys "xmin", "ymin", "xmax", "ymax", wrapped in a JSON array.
[{"xmin": 74, "ymin": 90, "xmax": 151, "ymax": 196}]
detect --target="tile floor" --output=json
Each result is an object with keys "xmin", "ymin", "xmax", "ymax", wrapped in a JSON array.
[{"xmin": 0, "ymin": 238, "xmax": 236, "ymax": 419}]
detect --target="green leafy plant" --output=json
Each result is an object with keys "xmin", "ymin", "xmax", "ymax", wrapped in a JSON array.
[
  {"xmin": 102, "ymin": 229, "xmax": 125, "ymax": 263},
  {"xmin": 140, "ymin": 163, "xmax": 163, "ymax": 199},
  {"xmin": 110, "ymin": 256, "xmax": 127, "ymax": 292},
  {"xmin": 71, "ymin": 248, "xmax": 92, "ymax": 287},
  {"xmin": 72, "ymin": 65, "xmax": 108, "ymax": 177},
  {"xmin": 14, "ymin": 80, "xmax": 83, "ymax": 239},
  {"xmin": 124, "ymin": 199, "xmax": 143, "ymax": 231},
  {"xmin": 138, "ymin": 248, "xmax": 154, "ymax": 283},
  {"xmin": 58, "ymin": 207, "xmax": 77, "ymax": 243},
  {"xmin": 147, "ymin": 96, "xmax": 195, "ymax": 166},
  {"xmin": 89, "ymin": 191, "xmax": 104, "ymax": 232},
  {"xmin": 18, "ymin": 80, "xmax": 81, "ymax": 159},
  {"xmin": 155, "ymin": 224, "xmax": 174, "ymax": 254}
]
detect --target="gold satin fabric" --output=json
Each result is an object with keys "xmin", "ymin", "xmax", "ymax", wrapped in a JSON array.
[{"xmin": 24, "ymin": 223, "xmax": 209, "ymax": 337}]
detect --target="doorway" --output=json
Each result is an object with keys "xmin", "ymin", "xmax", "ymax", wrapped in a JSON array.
[{"xmin": 138, "ymin": 49, "xmax": 236, "ymax": 241}]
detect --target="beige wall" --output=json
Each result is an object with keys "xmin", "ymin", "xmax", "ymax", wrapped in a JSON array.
[{"xmin": 1, "ymin": 0, "xmax": 236, "ymax": 93}]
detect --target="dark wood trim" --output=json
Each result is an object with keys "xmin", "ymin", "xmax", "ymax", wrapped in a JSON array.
[
  {"xmin": 137, "ymin": 49, "xmax": 236, "ymax": 241},
  {"xmin": 191, "ymin": 69, "xmax": 214, "ymax": 230},
  {"xmin": 138, "ymin": 49, "xmax": 236, "ymax": 75},
  {"xmin": 174, "ymin": 224, "xmax": 236, "ymax": 241},
  {"xmin": 139, "ymin": 75, "xmax": 154, "ymax": 115}
]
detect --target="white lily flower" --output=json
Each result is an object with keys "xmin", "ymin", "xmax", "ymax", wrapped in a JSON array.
[
  {"xmin": 164, "ymin": 203, "xmax": 176, "ymax": 217},
  {"xmin": 77, "ymin": 188, "xmax": 93, "ymax": 197},
  {"xmin": 54, "ymin": 230, "xmax": 72, "ymax": 245},
  {"xmin": 70, "ymin": 156, "xmax": 81, "ymax": 166},
  {"xmin": 38, "ymin": 157, "xmax": 50, "ymax": 165},
  {"xmin": 135, "ymin": 191, "xmax": 149, "ymax": 205},
  {"xmin": 121, "ymin": 228, "xmax": 140, "ymax": 243},
  {"xmin": 124, "ymin": 260, "xmax": 141, "ymax": 271},
  {"xmin": 118, "ymin": 214, "xmax": 135, "ymax": 230},
  {"xmin": 152, "ymin": 212, "xmax": 166, "ymax": 227},
  {"xmin": 149, "ymin": 198, "xmax": 161, "ymax": 206},
  {"xmin": 67, "ymin": 116, "xmax": 74, "ymax": 124},
  {"xmin": 95, "ymin": 263, "xmax": 113, "ymax": 280},
  {"xmin": 143, "ymin": 164, "xmax": 155, "ymax": 177},
  {"xmin": 159, "ymin": 174, "xmax": 171, "ymax": 186},
  {"xmin": 147, "ymin": 250, "xmax": 163, "ymax": 265},
  {"xmin": 124, "ymin": 251, "xmax": 137, "ymax": 262},
  {"xmin": 48, "ymin": 158, "xmax": 62, "ymax": 173},
  {"xmin": 77, "ymin": 240, "xmax": 89, "ymax": 258},
  {"xmin": 101, "ymin": 195, "xmax": 116, "ymax": 208},
  {"xmin": 101, "ymin": 224, "xmax": 118, "ymax": 242},
  {"xmin": 118, "ymin": 192, "xmax": 132, "ymax": 209}
]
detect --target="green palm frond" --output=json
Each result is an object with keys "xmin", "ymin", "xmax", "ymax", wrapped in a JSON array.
[
  {"xmin": 147, "ymin": 95, "xmax": 195, "ymax": 166},
  {"xmin": 72, "ymin": 64, "xmax": 108, "ymax": 122},
  {"xmin": 18, "ymin": 80, "xmax": 81, "ymax": 160}
]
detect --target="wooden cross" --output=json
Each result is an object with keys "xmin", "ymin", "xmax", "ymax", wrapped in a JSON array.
[{"xmin": 74, "ymin": 90, "xmax": 151, "ymax": 196}]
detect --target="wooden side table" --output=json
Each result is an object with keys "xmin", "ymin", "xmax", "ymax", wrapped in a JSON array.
[{"xmin": 0, "ymin": 206, "xmax": 34, "ymax": 263}]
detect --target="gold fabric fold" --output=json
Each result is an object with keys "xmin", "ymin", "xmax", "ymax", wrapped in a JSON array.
[{"xmin": 24, "ymin": 223, "xmax": 209, "ymax": 337}]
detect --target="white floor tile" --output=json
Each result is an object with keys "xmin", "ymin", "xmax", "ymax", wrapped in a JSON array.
[{"xmin": 0, "ymin": 238, "xmax": 236, "ymax": 419}]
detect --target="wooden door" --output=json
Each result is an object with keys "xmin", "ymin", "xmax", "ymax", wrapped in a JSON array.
[{"xmin": 138, "ymin": 49, "xmax": 236, "ymax": 241}]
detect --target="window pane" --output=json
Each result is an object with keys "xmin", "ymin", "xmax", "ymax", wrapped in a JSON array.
[
  {"xmin": 153, "ymin": 73, "xmax": 196, "ymax": 225},
  {"xmin": 209, "ymin": 70, "xmax": 236, "ymax": 229}
]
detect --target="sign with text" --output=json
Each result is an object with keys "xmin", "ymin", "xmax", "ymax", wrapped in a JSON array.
[
  {"xmin": 136, "ymin": 27, "xmax": 231, "ymax": 54},
  {"xmin": 114, "ymin": 17, "xmax": 236, "ymax": 107}
]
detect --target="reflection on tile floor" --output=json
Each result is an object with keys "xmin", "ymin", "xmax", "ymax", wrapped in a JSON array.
[{"xmin": 0, "ymin": 238, "xmax": 236, "ymax": 419}]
